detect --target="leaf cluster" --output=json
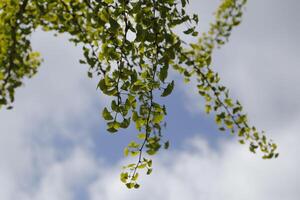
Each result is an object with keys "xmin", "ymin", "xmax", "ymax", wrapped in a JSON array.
[{"xmin": 0, "ymin": 0, "xmax": 278, "ymax": 188}]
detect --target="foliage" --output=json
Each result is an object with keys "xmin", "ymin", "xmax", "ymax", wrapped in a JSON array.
[{"xmin": 0, "ymin": 0, "xmax": 278, "ymax": 188}]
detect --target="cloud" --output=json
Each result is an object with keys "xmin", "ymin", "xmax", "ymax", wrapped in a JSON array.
[
  {"xmin": 180, "ymin": 0, "xmax": 300, "ymax": 129},
  {"xmin": 0, "ymin": 31, "xmax": 103, "ymax": 200},
  {"xmin": 29, "ymin": 148, "xmax": 99, "ymax": 200},
  {"xmin": 88, "ymin": 122, "xmax": 300, "ymax": 200},
  {"xmin": 211, "ymin": 0, "xmax": 300, "ymax": 129}
]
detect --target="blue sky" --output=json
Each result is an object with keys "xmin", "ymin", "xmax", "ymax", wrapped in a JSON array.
[{"xmin": 1, "ymin": 0, "xmax": 300, "ymax": 199}]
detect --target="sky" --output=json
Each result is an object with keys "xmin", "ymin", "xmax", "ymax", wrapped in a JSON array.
[{"xmin": 0, "ymin": 0, "xmax": 300, "ymax": 199}]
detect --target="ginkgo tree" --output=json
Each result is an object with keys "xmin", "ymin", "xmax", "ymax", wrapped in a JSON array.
[{"xmin": 0, "ymin": 0, "xmax": 278, "ymax": 189}]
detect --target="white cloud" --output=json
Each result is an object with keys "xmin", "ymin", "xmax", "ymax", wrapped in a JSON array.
[
  {"xmin": 180, "ymin": 0, "xmax": 300, "ymax": 129},
  {"xmin": 30, "ymin": 148, "xmax": 99, "ymax": 200},
  {"xmin": 88, "ymin": 122, "xmax": 300, "ymax": 200},
  {"xmin": 0, "ymin": 31, "xmax": 104, "ymax": 199}
]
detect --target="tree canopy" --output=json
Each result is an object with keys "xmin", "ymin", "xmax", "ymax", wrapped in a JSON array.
[{"xmin": 0, "ymin": 0, "xmax": 278, "ymax": 189}]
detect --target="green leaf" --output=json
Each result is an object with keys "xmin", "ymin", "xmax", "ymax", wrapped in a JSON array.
[
  {"xmin": 124, "ymin": 147, "xmax": 129, "ymax": 157},
  {"xmin": 126, "ymin": 183, "xmax": 135, "ymax": 189},
  {"xmin": 104, "ymin": 0, "xmax": 114, "ymax": 4},
  {"xmin": 233, "ymin": 106, "xmax": 242, "ymax": 114},
  {"xmin": 132, "ymin": 173, "xmax": 139, "ymax": 181},
  {"xmin": 225, "ymin": 98, "xmax": 233, "ymax": 107},
  {"xmin": 102, "ymin": 107, "xmax": 113, "ymax": 120},
  {"xmin": 183, "ymin": 27, "xmax": 195, "ymax": 35},
  {"xmin": 109, "ymin": 18, "xmax": 120, "ymax": 33},
  {"xmin": 130, "ymin": 151, "xmax": 139, "ymax": 157},
  {"xmin": 164, "ymin": 141, "xmax": 169, "ymax": 149},
  {"xmin": 87, "ymin": 72, "xmax": 93, "ymax": 78},
  {"xmin": 138, "ymin": 163, "xmax": 147, "ymax": 169},
  {"xmin": 79, "ymin": 59, "xmax": 86, "ymax": 64},
  {"xmin": 153, "ymin": 113, "xmax": 164, "ymax": 124},
  {"xmin": 137, "ymin": 133, "xmax": 146, "ymax": 140},
  {"xmin": 146, "ymin": 149, "xmax": 156, "ymax": 155},
  {"xmin": 132, "ymin": 111, "xmax": 138, "ymax": 121},
  {"xmin": 161, "ymin": 81, "xmax": 174, "ymax": 97},
  {"xmin": 120, "ymin": 172, "xmax": 128, "ymax": 183},
  {"xmin": 147, "ymin": 159, "xmax": 152, "ymax": 167},
  {"xmin": 107, "ymin": 127, "xmax": 118, "ymax": 133},
  {"xmin": 97, "ymin": 79, "xmax": 107, "ymax": 91},
  {"xmin": 205, "ymin": 104, "xmax": 211, "ymax": 114},
  {"xmin": 146, "ymin": 168, "xmax": 152, "ymax": 175},
  {"xmin": 224, "ymin": 120, "xmax": 233, "ymax": 129},
  {"xmin": 120, "ymin": 118, "xmax": 131, "ymax": 128},
  {"xmin": 159, "ymin": 65, "xmax": 168, "ymax": 82},
  {"xmin": 219, "ymin": 127, "xmax": 226, "ymax": 131},
  {"xmin": 111, "ymin": 100, "xmax": 118, "ymax": 111},
  {"xmin": 128, "ymin": 141, "xmax": 140, "ymax": 148}
]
